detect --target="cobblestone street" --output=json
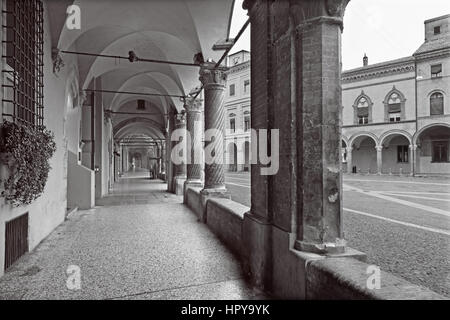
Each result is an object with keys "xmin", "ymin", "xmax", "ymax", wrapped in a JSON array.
[{"xmin": 225, "ymin": 172, "xmax": 450, "ymax": 297}]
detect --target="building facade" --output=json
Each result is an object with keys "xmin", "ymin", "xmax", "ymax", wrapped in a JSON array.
[
  {"xmin": 224, "ymin": 51, "xmax": 251, "ymax": 172},
  {"xmin": 224, "ymin": 15, "xmax": 450, "ymax": 176}
]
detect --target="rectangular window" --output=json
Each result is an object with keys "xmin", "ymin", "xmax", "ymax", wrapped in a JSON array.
[
  {"xmin": 358, "ymin": 116, "xmax": 368, "ymax": 125},
  {"xmin": 137, "ymin": 100, "xmax": 146, "ymax": 110},
  {"xmin": 431, "ymin": 64, "xmax": 442, "ymax": 78},
  {"xmin": 229, "ymin": 84, "xmax": 235, "ymax": 96},
  {"xmin": 389, "ymin": 112, "xmax": 401, "ymax": 122},
  {"xmin": 434, "ymin": 26, "xmax": 441, "ymax": 35},
  {"xmin": 244, "ymin": 116, "xmax": 250, "ymax": 131},
  {"xmin": 397, "ymin": 145, "xmax": 409, "ymax": 163},
  {"xmin": 244, "ymin": 80, "xmax": 250, "ymax": 94},
  {"xmin": 2, "ymin": 0, "xmax": 44, "ymax": 127},
  {"xmin": 230, "ymin": 118, "xmax": 236, "ymax": 133},
  {"xmin": 432, "ymin": 141, "xmax": 449, "ymax": 162}
]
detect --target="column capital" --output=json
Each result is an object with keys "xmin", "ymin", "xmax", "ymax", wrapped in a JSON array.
[
  {"xmin": 375, "ymin": 146, "xmax": 383, "ymax": 152},
  {"xmin": 346, "ymin": 146, "xmax": 353, "ymax": 152},
  {"xmin": 324, "ymin": 0, "xmax": 350, "ymax": 19},
  {"xmin": 199, "ymin": 62, "xmax": 228, "ymax": 88},
  {"xmin": 409, "ymin": 144, "xmax": 417, "ymax": 151},
  {"xmin": 184, "ymin": 98, "xmax": 203, "ymax": 114},
  {"xmin": 174, "ymin": 112, "xmax": 186, "ymax": 126}
]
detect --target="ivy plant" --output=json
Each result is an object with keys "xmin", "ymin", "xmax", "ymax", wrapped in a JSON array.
[{"xmin": 0, "ymin": 121, "xmax": 56, "ymax": 207}]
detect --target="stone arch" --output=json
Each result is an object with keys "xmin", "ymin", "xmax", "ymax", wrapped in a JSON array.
[
  {"xmin": 349, "ymin": 133, "xmax": 379, "ymax": 174},
  {"xmin": 349, "ymin": 132, "xmax": 379, "ymax": 149},
  {"xmin": 113, "ymin": 117, "xmax": 165, "ymax": 138},
  {"xmin": 380, "ymin": 130, "xmax": 412, "ymax": 147},
  {"xmin": 413, "ymin": 123, "xmax": 450, "ymax": 145},
  {"xmin": 383, "ymin": 86, "xmax": 406, "ymax": 122},
  {"xmin": 341, "ymin": 135, "xmax": 349, "ymax": 148}
]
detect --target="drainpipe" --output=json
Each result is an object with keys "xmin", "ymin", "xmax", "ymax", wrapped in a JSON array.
[{"xmin": 413, "ymin": 59, "xmax": 418, "ymax": 176}]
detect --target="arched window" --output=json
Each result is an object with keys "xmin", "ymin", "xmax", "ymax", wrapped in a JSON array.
[
  {"xmin": 383, "ymin": 87, "xmax": 406, "ymax": 123},
  {"xmin": 430, "ymin": 92, "xmax": 444, "ymax": 115},
  {"xmin": 356, "ymin": 97, "xmax": 369, "ymax": 125},
  {"xmin": 353, "ymin": 91, "xmax": 373, "ymax": 125},
  {"xmin": 387, "ymin": 92, "xmax": 401, "ymax": 122}
]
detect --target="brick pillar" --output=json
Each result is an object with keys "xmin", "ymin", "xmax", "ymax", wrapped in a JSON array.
[
  {"xmin": 199, "ymin": 62, "xmax": 230, "ymax": 213},
  {"xmin": 376, "ymin": 146, "xmax": 383, "ymax": 174},
  {"xmin": 184, "ymin": 99, "xmax": 204, "ymax": 196},
  {"xmin": 172, "ymin": 113, "xmax": 187, "ymax": 195},
  {"xmin": 346, "ymin": 146, "xmax": 353, "ymax": 173},
  {"xmin": 242, "ymin": 0, "xmax": 362, "ymax": 298}
]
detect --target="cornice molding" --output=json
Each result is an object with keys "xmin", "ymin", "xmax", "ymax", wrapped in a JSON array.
[
  {"xmin": 226, "ymin": 60, "xmax": 250, "ymax": 75},
  {"xmin": 342, "ymin": 62, "xmax": 415, "ymax": 84}
]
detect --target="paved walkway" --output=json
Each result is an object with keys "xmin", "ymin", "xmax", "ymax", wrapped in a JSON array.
[{"xmin": 0, "ymin": 170, "xmax": 265, "ymax": 300}]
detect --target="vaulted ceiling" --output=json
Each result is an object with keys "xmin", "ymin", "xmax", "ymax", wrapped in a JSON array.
[{"xmin": 48, "ymin": 0, "xmax": 235, "ymax": 144}]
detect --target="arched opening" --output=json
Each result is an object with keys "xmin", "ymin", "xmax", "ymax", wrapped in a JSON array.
[
  {"xmin": 227, "ymin": 142, "xmax": 238, "ymax": 172},
  {"xmin": 351, "ymin": 135, "xmax": 378, "ymax": 173},
  {"xmin": 380, "ymin": 134, "xmax": 411, "ymax": 174},
  {"xmin": 415, "ymin": 125, "xmax": 450, "ymax": 175}
]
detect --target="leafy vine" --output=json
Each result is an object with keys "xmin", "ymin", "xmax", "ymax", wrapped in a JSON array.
[{"xmin": 0, "ymin": 121, "xmax": 56, "ymax": 207}]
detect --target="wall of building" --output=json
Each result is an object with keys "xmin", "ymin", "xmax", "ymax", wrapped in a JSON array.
[
  {"xmin": 0, "ymin": 1, "xmax": 72, "ymax": 276},
  {"xmin": 342, "ymin": 70, "xmax": 416, "ymax": 126},
  {"xmin": 224, "ymin": 57, "xmax": 251, "ymax": 172}
]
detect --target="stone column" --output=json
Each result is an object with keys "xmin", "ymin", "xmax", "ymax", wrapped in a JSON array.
[
  {"xmin": 409, "ymin": 144, "xmax": 416, "ymax": 176},
  {"xmin": 199, "ymin": 62, "xmax": 230, "ymax": 213},
  {"xmin": 346, "ymin": 146, "xmax": 353, "ymax": 174},
  {"xmin": 242, "ymin": 0, "xmax": 362, "ymax": 298},
  {"xmin": 376, "ymin": 146, "xmax": 383, "ymax": 174},
  {"xmin": 172, "ymin": 113, "xmax": 187, "ymax": 195},
  {"xmin": 184, "ymin": 98, "xmax": 204, "ymax": 198},
  {"xmin": 161, "ymin": 142, "xmax": 166, "ymax": 174}
]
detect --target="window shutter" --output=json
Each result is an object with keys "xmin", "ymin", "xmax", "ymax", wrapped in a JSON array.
[
  {"xmin": 389, "ymin": 103, "xmax": 401, "ymax": 113},
  {"xmin": 357, "ymin": 107, "xmax": 368, "ymax": 116},
  {"xmin": 430, "ymin": 95, "xmax": 444, "ymax": 115}
]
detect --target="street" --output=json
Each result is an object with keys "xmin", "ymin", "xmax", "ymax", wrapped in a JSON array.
[{"xmin": 225, "ymin": 172, "xmax": 450, "ymax": 297}]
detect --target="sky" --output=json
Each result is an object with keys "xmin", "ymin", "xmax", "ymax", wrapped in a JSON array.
[{"xmin": 229, "ymin": 0, "xmax": 450, "ymax": 70}]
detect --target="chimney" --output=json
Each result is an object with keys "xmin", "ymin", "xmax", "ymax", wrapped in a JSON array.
[{"xmin": 363, "ymin": 53, "xmax": 368, "ymax": 67}]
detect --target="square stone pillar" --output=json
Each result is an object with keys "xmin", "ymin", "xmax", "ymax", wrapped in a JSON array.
[
  {"xmin": 199, "ymin": 62, "xmax": 230, "ymax": 218},
  {"xmin": 243, "ymin": 0, "xmax": 363, "ymax": 298}
]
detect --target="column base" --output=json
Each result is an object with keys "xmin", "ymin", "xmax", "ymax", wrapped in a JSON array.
[
  {"xmin": 184, "ymin": 180, "xmax": 204, "ymax": 203},
  {"xmin": 243, "ymin": 214, "xmax": 367, "ymax": 299},
  {"xmin": 173, "ymin": 175, "xmax": 187, "ymax": 195},
  {"xmin": 200, "ymin": 187, "xmax": 231, "ymax": 222},
  {"xmin": 294, "ymin": 239, "xmax": 347, "ymax": 255}
]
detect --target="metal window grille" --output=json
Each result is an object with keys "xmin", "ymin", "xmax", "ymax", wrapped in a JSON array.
[{"xmin": 2, "ymin": 0, "xmax": 44, "ymax": 128}]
